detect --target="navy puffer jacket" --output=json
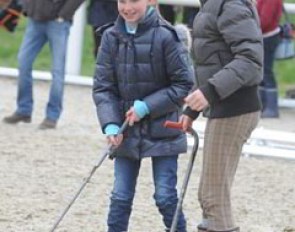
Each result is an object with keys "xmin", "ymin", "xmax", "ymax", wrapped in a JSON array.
[{"xmin": 93, "ymin": 10, "xmax": 194, "ymax": 160}]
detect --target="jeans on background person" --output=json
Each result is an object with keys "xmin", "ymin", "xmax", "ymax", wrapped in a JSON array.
[
  {"xmin": 16, "ymin": 18, "xmax": 71, "ymax": 121},
  {"xmin": 159, "ymin": 4, "xmax": 175, "ymax": 25},
  {"xmin": 183, "ymin": 7, "xmax": 199, "ymax": 29},
  {"xmin": 259, "ymin": 33, "xmax": 281, "ymax": 118},
  {"xmin": 107, "ymin": 156, "xmax": 187, "ymax": 232}
]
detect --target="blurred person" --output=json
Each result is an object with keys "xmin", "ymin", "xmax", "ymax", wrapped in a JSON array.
[
  {"xmin": 0, "ymin": 0, "xmax": 10, "ymax": 9},
  {"xmin": 87, "ymin": 0, "xmax": 118, "ymax": 57},
  {"xmin": 92, "ymin": 0, "xmax": 194, "ymax": 231},
  {"xmin": 180, "ymin": 0, "xmax": 263, "ymax": 231},
  {"xmin": 159, "ymin": 4, "xmax": 175, "ymax": 24},
  {"xmin": 182, "ymin": 6, "xmax": 199, "ymax": 29},
  {"xmin": 3, "ymin": 0, "xmax": 84, "ymax": 129},
  {"xmin": 257, "ymin": 0, "xmax": 283, "ymax": 118},
  {"xmin": 0, "ymin": 0, "xmax": 22, "ymax": 32}
]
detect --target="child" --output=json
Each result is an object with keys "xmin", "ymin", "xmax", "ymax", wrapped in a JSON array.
[{"xmin": 92, "ymin": 0, "xmax": 194, "ymax": 231}]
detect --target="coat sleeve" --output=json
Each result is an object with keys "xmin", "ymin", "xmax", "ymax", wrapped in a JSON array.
[
  {"xmin": 92, "ymin": 31, "xmax": 122, "ymax": 131},
  {"xmin": 143, "ymin": 31, "xmax": 194, "ymax": 119},
  {"xmin": 208, "ymin": 0, "xmax": 263, "ymax": 100}
]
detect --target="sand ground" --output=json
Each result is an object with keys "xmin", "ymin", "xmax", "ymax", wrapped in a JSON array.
[{"xmin": 0, "ymin": 77, "xmax": 294, "ymax": 232}]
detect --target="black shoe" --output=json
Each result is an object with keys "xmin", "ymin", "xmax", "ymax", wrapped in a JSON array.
[
  {"xmin": 197, "ymin": 224, "xmax": 207, "ymax": 232},
  {"xmin": 3, "ymin": 113, "xmax": 31, "ymax": 124},
  {"xmin": 39, "ymin": 119, "xmax": 57, "ymax": 130}
]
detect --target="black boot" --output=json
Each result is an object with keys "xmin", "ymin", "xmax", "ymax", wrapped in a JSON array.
[
  {"xmin": 258, "ymin": 87, "xmax": 266, "ymax": 111},
  {"xmin": 261, "ymin": 88, "xmax": 279, "ymax": 118},
  {"xmin": 197, "ymin": 224, "xmax": 207, "ymax": 232}
]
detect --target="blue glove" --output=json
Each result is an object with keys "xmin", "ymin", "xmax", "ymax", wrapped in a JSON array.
[
  {"xmin": 104, "ymin": 124, "xmax": 120, "ymax": 136},
  {"xmin": 133, "ymin": 100, "xmax": 150, "ymax": 119}
]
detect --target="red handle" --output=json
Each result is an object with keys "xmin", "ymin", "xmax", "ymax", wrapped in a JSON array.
[{"xmin": 164, "ymin": 121, "xmax": 183, "ymax": 130}]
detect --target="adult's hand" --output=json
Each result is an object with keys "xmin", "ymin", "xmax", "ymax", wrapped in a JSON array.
[{"xmin": 184, "ymin": 89, "xmax": 209, "ymax": 112}]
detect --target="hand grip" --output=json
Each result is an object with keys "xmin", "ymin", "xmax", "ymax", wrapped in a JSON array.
[{"xmin": 164, "ymin": 121, "xmax": 183, "ymax": 130}]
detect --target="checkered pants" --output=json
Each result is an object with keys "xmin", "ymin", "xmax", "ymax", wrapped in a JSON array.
[{"xmin": 198, "ymin": 111, "xmax": 260, "ymax": 231}]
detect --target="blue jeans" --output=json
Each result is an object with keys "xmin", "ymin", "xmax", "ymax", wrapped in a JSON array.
[
  {"xmin": 16, "ymin": 18, "xmax": 71, "ymax": 121},
  {"xmin": 260, "ymin": 33, "xmax": 280, "ymax": 89},
  {"xmin": 107, "ymin": 156, "xmax": 187, "ymax": 232}
]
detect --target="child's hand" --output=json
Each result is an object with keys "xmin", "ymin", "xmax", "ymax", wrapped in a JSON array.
[
  {"xmin": 107, "ymin": 134, "xmax": 123, "ymax": 147},
  {"xmin": 179, "ymin": 114, "xmax": 193, "ymax": 132},
  {"xmin": 126, "ymin": 107, "xmax": 140, "ymax": 126},
  {"xmin": 104, "ymin": 124, "xmax": 123, "ymax": 146}
]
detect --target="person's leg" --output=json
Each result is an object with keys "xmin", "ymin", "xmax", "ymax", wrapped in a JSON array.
[
  {"xmin": 152, "ymin": 155, "xmax": 186, "ymax": 232},
  {"xmin": 107, "ymin": 157, "xmax": 141, "ymax": 232},
  {"xmin": 159, "ymin": 5, "xmax": 175, "ymax": 24},
  {"xmin": 183, "ymin": 7, "xmax": 199, "ymax": 29},
  {"xmin": 92, "ymin": 26, "xmax": 101, "ymax": 57},
  {"xmin": 46, "ymin": 20, "xmax": 71, "ymax": 122},
  {"xmin": 199, "ymin": 112, "xmax": 259, "ymax": 232},
  {"xmin": 16, "ymin": 18, "xmax": 47, "ymax": 116},
  {"xmin": 260, "ymin": 34, "xmax": 280, "ymax": 118}
]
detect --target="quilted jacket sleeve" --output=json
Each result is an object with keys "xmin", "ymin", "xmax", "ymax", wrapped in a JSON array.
[
  {"xmin": 92, "ymin": 31, "xmax": 122, "ymax": 131},
  {"xmin": 208, "ymin": 0, "xmax": 263, "ymax": 100},
  {"xmin": 143, "ymin": 30, "xmax": 194, "ymax": 119}
]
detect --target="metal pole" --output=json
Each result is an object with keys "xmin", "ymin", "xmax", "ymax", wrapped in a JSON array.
[
  {"xmin": 49, "ymin": 150, "xmax": 109, "ymax": 232},
  {"xmin": 49, "ymin": 120, "xmax": 128, "ymax": 232},
  {"xmin": 170, "ymin": 129, "xmax": 199, "ymax": 232}
]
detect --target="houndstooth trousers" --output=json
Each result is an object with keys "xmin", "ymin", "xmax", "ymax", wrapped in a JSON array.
[{"xmin": 198, "ymin": 111, "xmax": 260, "ymax": 231}]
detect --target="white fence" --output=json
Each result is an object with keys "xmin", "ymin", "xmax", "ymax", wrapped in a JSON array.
[
  {"xmin": 1, "ymin": 1, "xmax": 295, "ymax": 160},
  {"xmin": 187, "ymin": 121, "xmax": 295, "ymax": 160},
  {"xmin": 65, "ymin": 2, "xmax": 294, "ymax": 75},
  {"xmin": 0, "ymin": 1, "xmax": 294, "ymax": 77}
]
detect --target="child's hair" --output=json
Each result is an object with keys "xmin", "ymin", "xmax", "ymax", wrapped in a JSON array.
[{"xmin": 174, "ymin": 23, "xmax": 192, "ymax": 50}]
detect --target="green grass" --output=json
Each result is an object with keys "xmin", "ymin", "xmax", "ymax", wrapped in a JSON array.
[
  {"xmin": 275, "ymin": 0, "xmax": 295, "ymax": 95},
  {"xmin": 0, "ymin": 2, "xmax": 295, "ymax": 96},
  {"xmin": 0, "ymin": 17, "xmax": 96, "ymax": 76}
]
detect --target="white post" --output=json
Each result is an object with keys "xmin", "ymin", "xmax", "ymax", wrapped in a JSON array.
[
  {"xmin": 284, "ymin": 3, "xmax": 295, "ymax": 14},
  {"xmin": 158, "ymin": 0, "xmax": 200, "ymax": 6},
  {"xmin": 65, "ymin": 2, "xmax": 87, "ymax": 76}
]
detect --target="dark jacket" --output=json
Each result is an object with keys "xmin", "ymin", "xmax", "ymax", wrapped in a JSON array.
[
  {"xmin": 87, "ymin": 0, "xmax": 118, "ymax": 28},
  {"xmin": 22, "ymin": 0, "xmax": 84, "ymax": 21},
  {"xmin": 93, "ymin": 10, "xmax": 194, "ymax": 160},
  {"xmin": 186, "ymin": 0, "xmax": 263, "ymax": 119}
]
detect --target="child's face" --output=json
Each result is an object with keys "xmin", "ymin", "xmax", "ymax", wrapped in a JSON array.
[{"xmin": 118, "ymin": 0, "xmax": 153, "ymax": 23}]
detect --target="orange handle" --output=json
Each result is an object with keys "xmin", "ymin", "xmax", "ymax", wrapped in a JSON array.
[{"xmin": 164, "ymin": 121, "xmax": 183, "ymax": 130}]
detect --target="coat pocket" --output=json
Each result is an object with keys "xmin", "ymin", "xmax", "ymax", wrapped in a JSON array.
[{"xmin": 149, "ymin": 111, "xmax": 182, "ymax": 139}]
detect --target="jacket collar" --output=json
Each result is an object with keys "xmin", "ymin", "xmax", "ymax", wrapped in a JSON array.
[{"xmin": 112, "ymin": 9, "xmax": 159, "ymax": 37}]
